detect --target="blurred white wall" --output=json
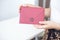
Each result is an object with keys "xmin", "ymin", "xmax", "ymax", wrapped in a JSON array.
[
  {"xmin": 0, "ymin": 0, "xmax": 18, "ymax": 21},
  {"xmin": 0, "ymin": 0, "xmax": 38, "ymax": 21}
]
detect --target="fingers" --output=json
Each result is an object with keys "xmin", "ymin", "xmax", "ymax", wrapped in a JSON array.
[
  {"xmin": 34, "ymin": 24, "xmax": 47, "ymax": 29},
  {"xmin": 24, "ymin": 4, "xmax": 35, "ymax": 7},
  {"xmin": 34, "ymin": 21, "xmax": 51, "ymax": 29},
  {"xmin": 20, "ymin": 4, "xmax": 41, "ymax": 8},
  {"xmin": 39, "ymin": 21, "xmax": 48, "ymax": 25},
  {"xmin": 26, "ymin": 4, "xmax": 41, "ymax": 8},
  {"xmin": 34, "ymin": 25, "xmax": 42, "ymax": 29}
]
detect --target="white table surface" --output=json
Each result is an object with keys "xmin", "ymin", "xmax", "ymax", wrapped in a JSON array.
[{"xmin": 0, "ymin": 16, "xmax": 44, "ymax": 40}]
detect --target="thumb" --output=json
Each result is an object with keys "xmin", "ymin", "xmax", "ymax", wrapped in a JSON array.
[{"xmin": 39, "ymin": 21, "xmax": 48, "ymax": 25}]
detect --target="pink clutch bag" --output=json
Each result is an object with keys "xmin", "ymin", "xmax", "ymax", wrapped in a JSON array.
[{"xmin": 19, "ymin": 6, "xmax": 44, "ymax": 24}]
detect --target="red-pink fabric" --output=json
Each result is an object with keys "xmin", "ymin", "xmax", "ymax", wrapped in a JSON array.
[{"xmin": 19, "ymin": 6, "xmax": 45, "ymax": 24}]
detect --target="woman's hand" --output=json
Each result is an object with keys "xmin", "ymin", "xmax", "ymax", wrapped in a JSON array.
[{"xmin": 34, "ymin": 21, "xmax": 60, "ymax": 30}]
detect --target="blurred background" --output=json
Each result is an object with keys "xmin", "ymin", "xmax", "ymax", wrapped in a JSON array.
[{"xmin": 0, "ymin": 0, "xmax": 39, "ymax": 21}]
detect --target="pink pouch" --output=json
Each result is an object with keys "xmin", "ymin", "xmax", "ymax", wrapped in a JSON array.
[{"xmin": 19, "ymin": 6, "xmax": 44, "ymax": 24}]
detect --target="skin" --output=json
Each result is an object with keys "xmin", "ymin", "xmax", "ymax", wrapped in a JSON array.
[{"xmin": 20, "ymin": 4, "xmax": 60, "ymax": 30}]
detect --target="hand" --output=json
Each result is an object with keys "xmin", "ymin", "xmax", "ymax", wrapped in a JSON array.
[
  {"xmin": 34, "ymin": 21, "xmax": 60, "ymax": 30},
  {"xmin": 20, "ymin": 4, "xmax": 41, "ymax": 8}
]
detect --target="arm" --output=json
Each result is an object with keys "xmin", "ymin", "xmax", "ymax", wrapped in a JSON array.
[{"xmin": 35, "ymin": 21, "xmax": 60, "ymax": 30}]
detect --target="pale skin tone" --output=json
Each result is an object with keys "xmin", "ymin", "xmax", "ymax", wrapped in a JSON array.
[{"xmin": 20, "ymin": 4, "xmax": 60, "ymax": 30}]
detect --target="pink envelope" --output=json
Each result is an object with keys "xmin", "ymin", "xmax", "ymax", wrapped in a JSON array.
[{"xmin": 19, "ymin": 6, "xmax": 45, "ymax": 24}]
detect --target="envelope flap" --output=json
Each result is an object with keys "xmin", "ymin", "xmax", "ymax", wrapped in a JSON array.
[{"xmin": 20, "ymin": 6, "xmax": 44, "ymax": 18}]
